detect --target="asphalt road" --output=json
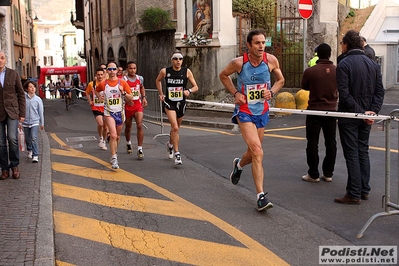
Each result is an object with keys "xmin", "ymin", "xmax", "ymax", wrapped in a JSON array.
[{"xmin": 44, "ymin": 94, "xmax": 399, "ymax": 266}]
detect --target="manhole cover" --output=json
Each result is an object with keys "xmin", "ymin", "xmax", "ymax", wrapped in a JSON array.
[{"xmin": 66, "ymin": 136, "xmax": 97, "ymax": 142}]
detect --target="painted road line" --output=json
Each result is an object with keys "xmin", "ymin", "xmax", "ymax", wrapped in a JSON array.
[
  {"xmin": 53, "ymin": 182, "xmax": 203, "ymax": 220},
  {"xmin": 55, "ymin": 211, "xmax": 287, "ymax": 266},
  {"xmin": 51, "ymin": 133, "xmax": 288, "ymax": 265}
]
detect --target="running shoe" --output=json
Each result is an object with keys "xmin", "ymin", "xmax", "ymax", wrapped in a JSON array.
[
  {"xmin": 175, "ymin": 154, "xmax": 182, "ymax": 165},
  {"xmin": 126, "ymin": 144, "xmax": 132, "ymax": 154},
  {"xmin": 28, "ymin": 150, "xmax": 33, "ymax": 159},
  {"xmin": 137, "ymin": 149, "xmax": 144, "ymax": 160},
  {"xmin": 166, "ymin": 141, "xmax": 174, "ymax": 159},
  {"xmin": 99, "ymin": 141, "xmax": 107, "ymax": 150},
  {"xmin": 257, "ymin": 192, "xmax": 273, "ymax": 212},
  {"xmin": 32, "ymin": 156, "xmax": 39, "ymax": 163},
  {"xmin": 111, "ymin": 157, "xmax": 119, "ymax": 169},
  {"xmin": 230, "ymin": 158, "xmax": 243, "ymax": 185}
]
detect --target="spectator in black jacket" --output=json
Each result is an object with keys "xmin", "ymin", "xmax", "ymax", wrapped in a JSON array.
[{"xmin": 334, "ymin": 30, "xmax": 385, "ymax": 205}]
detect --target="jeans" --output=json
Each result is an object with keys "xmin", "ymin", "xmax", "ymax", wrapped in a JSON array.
[
  {"xmin": 23, "ymin": 126, "xmax": 39, "ymax": 157},
  {"xmin": 338, "ymin": 120, "xmax": 371, "ymax": 199},
  {"xmin": 0, "ymin": 116, "xmax": 20, "ymax": 170},
  {"xmin": 306, "ymin": 115, "xmax": 337, "ymax": 179}
]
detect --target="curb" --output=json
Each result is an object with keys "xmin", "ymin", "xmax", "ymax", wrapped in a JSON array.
[{"xmin": 34, "ymin": 130, "xmax": 54, "ymax": 266}]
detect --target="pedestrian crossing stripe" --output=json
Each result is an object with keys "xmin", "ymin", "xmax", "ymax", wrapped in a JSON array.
[{"xmin": 50, "ymin": 133, "xmax": 289, "ymax": 265}]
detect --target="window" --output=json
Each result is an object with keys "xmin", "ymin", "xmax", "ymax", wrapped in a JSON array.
[
  {"xmin": 45, "ymin": 39, "xmax": 50, "ymax": 50},
  {"xmin": 119, "ymin": 0, "xmax": 124, "ymax": 25},
  {"xmin": 44, "ymin": 28, "xmax": 49, "ymax": 33},
  {"xmin": 95, "ymin": 0, "xmax": 99, "ymax": 30},
  {"xmin": 43, "ymin": 56, "xmax": 53, "ymax": 66},
  {"xmin": 107, "ymin": 0, "xmax": 111, "ymax": 29}
]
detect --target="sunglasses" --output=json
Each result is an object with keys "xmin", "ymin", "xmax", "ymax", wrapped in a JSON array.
[
  {"xmin": 173, "ymin": 57, "xmax": 183, "ymax": 61},
  {"xmin": 107, "ymin": 67, "xmax": 117, "ymax": 71}
]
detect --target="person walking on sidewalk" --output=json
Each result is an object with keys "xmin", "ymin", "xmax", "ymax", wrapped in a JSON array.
[
  {"xmin": 334, "ymin": 30, "xmax": 384, "ymax": 205},
  {"xmin": 123, "ymin": 61, "xmax": 147, "ymax": 159},
  {"xmin": 155, "ymin": 50, "xmax": 199, "ymax": 165},
  {"xmin": 96, "ymin": 62, "xmax": 133, "ymax": 169},
  {"xmin": 86, "ymin": 67, "xmax": 108, "ymax": 151},
  {"xmin": 301, "ymin": 43, "xmax": 338, "ymax": 183},
  {"xmin": 219, "ymin": 29, "xmax": 285, "ymax": 211},
  {"xmin": 0, "ymin": 51, "xmax": 26, "ymax": 180},
  {"xmin": 22, "ymin": 81, "xmax": 44, "ymax": 163}
]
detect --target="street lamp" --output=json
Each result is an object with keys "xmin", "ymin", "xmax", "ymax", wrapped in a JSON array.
[{"xmin": 27, "ymin": 9, "xmax": 39, "ymax": 21}]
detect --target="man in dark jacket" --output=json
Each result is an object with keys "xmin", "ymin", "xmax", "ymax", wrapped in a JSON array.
[
  {"xmin": 301, "ymin": 43, "xmax": 338, "ymax": 183},
  {"xmin": 361, "ymin": 36, "xmax": 376, "ymax": 61},
  {"xmin": 0, "ymin": 51, "xmax": 26, "ymax": 180},
  {"xmin": 334, "ymin": 30, "xmax": 385, "ymax": 205}
]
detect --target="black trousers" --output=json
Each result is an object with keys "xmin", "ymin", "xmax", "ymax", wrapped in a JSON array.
[{"xmin": 306, "ymin": 115, "xmax": 337, "ymax": 179}]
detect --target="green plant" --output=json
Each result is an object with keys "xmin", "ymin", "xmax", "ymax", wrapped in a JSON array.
[
  {"xmin": 182, "ymin": 32, "xmax": 210, "ymax": 46},
  {"xmin": 233, "ymin": 0, "xmax": 275, "ymax": 36},
  {"xmin": 140, "ymin": 7, "xmax": 174, "ymax": 31},
  {"xmin": 347, "ymin": 9, "xmax": 356, "ymax": 18}
]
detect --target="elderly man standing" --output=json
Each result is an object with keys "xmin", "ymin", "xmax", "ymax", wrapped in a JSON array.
[{"xmin": 0, "ymin": 51, "xmax": 26, "ymax": 179}]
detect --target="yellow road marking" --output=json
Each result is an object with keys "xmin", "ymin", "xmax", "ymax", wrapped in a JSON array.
[
  {"xmin": 264, "ymin": 133, "xmax": 306, "ymax": 140},
  {"xmin": 55, "ymin": 211, "xmax": 287, "ymax": 266},
  {"xmin": 55, "ymin": 260, "xmax": 75, "ymax": 266},
  {"xmin": 53, "ymin": 182, "xmax": 203, "ymax": 220},
  {"xmin": 264, "ymin": 125, "xmax": 306, "ymax": 132},
  {"xmin": 51, "ymin": 133, "xmax": 288, "ymax": 265}
]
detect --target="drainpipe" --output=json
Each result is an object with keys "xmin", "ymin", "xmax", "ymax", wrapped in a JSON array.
[{"xmin": 99, "ymin": 1, "xmax": 103, "ymax": 61}]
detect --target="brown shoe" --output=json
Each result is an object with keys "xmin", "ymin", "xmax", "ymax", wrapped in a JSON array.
[
  {"xmin": 1, "ymin": 170, "xmax": 9, "ymax": 180},
  {"xmin": 334, "ymin": 194, "xmax": 361, "ymax": 205},
  {"xmin": 361, "ymin": 193, "xmax": 369, "ymax": 200},
  {"xmin": 11, "ymin": 167, "xmax": 20, "ymax": 179}
]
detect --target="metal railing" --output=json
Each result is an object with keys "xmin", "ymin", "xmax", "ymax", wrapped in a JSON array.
[
  {"xmin": 183, "ymin": 99, "xmax": 399, "ymax": 238},
  {"xmin": 357, "ymin": 109, "xmax": 399, "ymax": 238},
  {"xmin": 144, "ymin": 89, "xmax": 169, "ymax": 139}
]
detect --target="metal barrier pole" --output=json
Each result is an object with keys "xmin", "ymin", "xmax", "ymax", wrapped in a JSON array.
[
  {"xmin": 153, "ymin": 99, "xmax": 170, "ymax": 139},
  {"xmin": 357, "ymin": 110, "xmax": 399, "ymax": 238},
  {"xmin": 143, "ymin": 89, "xmax": 169, "ymax": 139}
]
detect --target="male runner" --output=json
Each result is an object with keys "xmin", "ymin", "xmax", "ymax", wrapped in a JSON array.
[
  {"xmin": 123, "ymin": 61, "xmax": 147, "ymax": 159},
  {"xmin": 95, "ymin": 62, "xmax": 132, "ymax": 169},
  {"xmin": 219, "ymin": 29, "xmax": 285, "ymax": 211},
  {"xmin": 155, "ymin": 50, "xmax": 198, "ymax": 165},
  {"xmin": 86, "ymin": 67, "xmax": 108, "ymax": 150}
]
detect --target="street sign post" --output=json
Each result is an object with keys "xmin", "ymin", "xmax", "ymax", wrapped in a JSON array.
[{"xmin": 298, "ymin": 0, "xmax": 313, "ymax": 19}]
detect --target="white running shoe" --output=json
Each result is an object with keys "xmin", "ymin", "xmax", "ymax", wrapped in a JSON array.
[
  {"xmin": 28, "ymin": 150, "xmax": 33, "ymax": 159},
  {"xmin": 166, "ymin": 142, "xmax": 174, "ymax": 159},
  {"xmin": 99, "ymin": 141, "xmax": 107, "ymax": 150},
  {"xmin": 174, "ymin": 154, "xmax": 182, "ymax": 165},
  {"xmin": 32, "ymin": 156, "xmax": 39, "ymax": 163},
  {"xmin": 111, "ymin": 157, "xmax": 119, "ymax": 169}
]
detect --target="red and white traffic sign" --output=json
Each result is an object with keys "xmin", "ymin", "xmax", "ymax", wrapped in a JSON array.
[{"xmin": 298, "ymin": 0, "xmax": 313, "ymax": 19}]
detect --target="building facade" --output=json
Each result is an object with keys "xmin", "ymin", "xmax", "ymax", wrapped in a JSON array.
[{"xmin": 0, "ymin": 0, "xmax": 39, "ymax": 79}]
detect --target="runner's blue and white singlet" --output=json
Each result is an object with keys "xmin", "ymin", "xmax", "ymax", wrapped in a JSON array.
[{"xmin": 235, "ymin": 52, "xmax": 271, "ymax": 116}]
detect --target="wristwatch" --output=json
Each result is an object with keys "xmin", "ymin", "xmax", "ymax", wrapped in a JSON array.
[{"xmin": 188, "ymin": 89, "xmax": 192, "ymax": 93}]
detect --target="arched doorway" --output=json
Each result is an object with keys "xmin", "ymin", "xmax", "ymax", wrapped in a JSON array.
[
  {"xmin": 107, "ymin": 47, "xmax": 115, "ymax": 63},
  {"xmin": 118, "ymin": 46, "xmax": 127, "ymax": 69}
]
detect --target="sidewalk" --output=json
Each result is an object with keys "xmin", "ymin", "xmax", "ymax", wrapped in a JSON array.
[{"xmin": 0, "ymin": 130, "xmax": 53, "ymax": 266}]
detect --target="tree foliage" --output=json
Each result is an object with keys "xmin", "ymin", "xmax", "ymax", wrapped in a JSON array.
[{"xmin": 232, "ymin": 0, "xmax": 275, "ymax": 33}]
